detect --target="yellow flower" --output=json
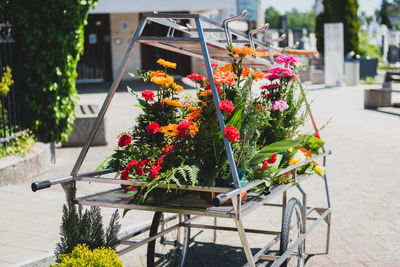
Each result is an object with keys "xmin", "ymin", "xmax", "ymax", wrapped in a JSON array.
[
  {"xmin": 150, "ymin": 71, "xmax": 174, "ymax": 86},
  {"xmin": 289, "ymin": 151, "xmax": 306, "ymax": 165},
  {"xmin": 171, "ymin": 82, "xmax": 184, "ymax": 92},
  {"xmin": 186, "ymin": 108, "xmax": 202, "ymax": 121},
  {"xmin": 217, "ymin": 64, "xmax": 233, "ymax": 72},
  {"xmin": 160, "ymin": 124, "xmax": 178, "ymax": 137},
  {"xmin": 188, "ymin": 123, "xmax": 199, "ymax": 137},
  {"xmin": 199, "ymin": 90, "xmax": 212, "ymax": 97},
  {"xmin": 157, "ymin": 58, "xmax": 177, "ymax": 69},
  {"xmin": 314, "ymin": 165, "xmax": 325, "ymax": 174},
  {"xmin": 289, "ymin": 157, "xmax": 301, "ymax": 165},
  {"xmin": 163, "ymin": 98, "xmax": 183, "ymax": 107}
]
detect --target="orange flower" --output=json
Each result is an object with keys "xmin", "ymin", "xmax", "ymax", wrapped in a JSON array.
[
  {"xmin": 160, "ymin": 124, "xmax": 178, "ymax": 137},
  {"xmin": 201, "ymin": 101, "xmax": 209, "ymax": 107},
  {"xmin": 157, "ymin": 58, "xmax": 177, "ymax": 69},
  {"xmin": 252, "ymin": 70, "xmax": 265, "ymax": 81},
  {"xmin": 199, "ymin": 90, "xmax": 212, "ymax": 97},
  {"xmin": 241, "ymin": 67, "xmax": 251, "ymax": 78},
  {"xmin": 188, "ymin": 123, "xmax": 199, "ymax": 137},
  {"xmin": 213, "ymin": 70, "xmax": 237, "ymax": 85},
  {"xmin": 163, "ymin": 98, "xmax": 183, "ymax": 107},
  {"xmin": 217, "ymin": 64, "xmax": 233, "ymax": 72},
  {"xmin": 232, "ymin": 46, "xmax": 255, "ymax": 57},
  {"xmin": 186, "ymin": 108, "xmax": 203, "ymax": 121},
  {"xmin": 151, "ymin": 71, "xmax": 174, "ymax": 86},
  {"xmin": 171, "ymin": 82, "xmax": 184, "ymax": 92}
]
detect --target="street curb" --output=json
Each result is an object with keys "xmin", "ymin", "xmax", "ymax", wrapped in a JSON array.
[{"xmin": 0, "ymin": 142, "xmax": 53, "ymax": 186}]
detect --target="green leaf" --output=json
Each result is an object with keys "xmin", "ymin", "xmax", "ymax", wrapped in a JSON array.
[{"xmin": 226, "ymin": 102, "xmax": 246, "ymax": 131}]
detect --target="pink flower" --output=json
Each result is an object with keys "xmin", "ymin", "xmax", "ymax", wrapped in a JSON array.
[
  {"xmin": 268, "ymin": 66, "xmax": 294, "ymax": 77},
  {"xmin": 276, "ymin": 55, "xmax": 299, "ymax": 67},
  {"xmin": 224, "ymin": 126, "xmax": 240, "ymax": 142},
  {"xmin": 262, "ymin": 92, "xmax": 270, "ymax": 98},
  {"xmin": 141, "ymin": 90, "xmax": 155, "ymax": 101},
  {"xmin": 271, "ymin": 100, "xmax": 289, "ymax": 112},
  {"xmin": 245, "ymin": 104, "xmax": 249, "ymax": 109},
  {"xmin": 218, "ymin": 100, "xmax": 234, "ymax": 115},
  {"xmin": 261, "ymin": 83, "xmax": 279, "ymax": 90},
  {"xmin": 264, "ymin": 73, "xmax": 280, "ymax": 80}
]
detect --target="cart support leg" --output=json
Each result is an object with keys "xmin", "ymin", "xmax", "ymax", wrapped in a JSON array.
[
  {"xmin": 325, "ymin": 212, "xmax": 331, "ymax": 254},
  {"xmin": 296, "ymin": 184, "xmax": 307, "ymax": 253},
  {"xmin": 234, "ymin": 217, "xmax": 255, "ymax": 267},
  {"xmin": 213, "ymin": 217, "xmax": 217, "ymax": 243},
  {"xmin": 281, "ymin": 191, "xmax": 287, "ymax": 224}
]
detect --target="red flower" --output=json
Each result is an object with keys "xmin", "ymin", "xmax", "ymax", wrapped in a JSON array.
[
  {"xmin": 299, "ymin": 147, "xmax": 312, "ymax": 158},
  {"xmin": 267, "ymin": 154, "xmax": 277, "ymax": 164},
  {"xmin": 146, "ymin": 122, "xmax": 160, "ymax": 134},
  {"xmin": 224, "ymin": 126, "xmax": 240, "ymax": 142},
  {"xmin": 202, "ymin": 62, "xmax": 218, "ymax": 69},
  {"xmin": 218, "ymin": 100, "xmax": 234, "ymax": 116},
  {"xmin": 150, "ymin": 165, "xmax": 162, "ymax": 180},
  {"xmin": 177, "ymin": 120, "xmax": 192, "ymax": 134},
  {"xmin": 187, "ymin": 73, "xmax": 204, "ymax": 82},
  {"xmin": 118, "ymin": 134, "xmax": 131, "ymax": 147},
  {"xmin": 314, "ymin": 133, "xmax": 321, "ymax": 139},
  {"xmin": 262, "ymin": 160, "xmax": 269, "ymax": 169},
  {"xmin": 120, "ymin": 160, "xmax": 137, "ymax": 190},
  {"xmin": 136, "ymin": 159, "xmax": 148, "ymax": 176},
  {"xmin": 141, "ymin": 90, "xmax": 155, "ymax": 101}
]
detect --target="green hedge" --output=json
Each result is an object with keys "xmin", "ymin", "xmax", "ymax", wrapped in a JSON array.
[
  {"xmin": 0, "ymin": 0, "xmax": 97, "ymax": 142},
  {"xmin": 316, "ymin": 0, "xmax": 360, "ymax": 55}
]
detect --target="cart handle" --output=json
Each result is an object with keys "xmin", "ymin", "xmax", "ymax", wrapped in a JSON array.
[
  {"xmin": 31, "ymin": 168, "xmax": 115, "ymax": 192},
  {"xmin": 213, "ymin": 180, "xmax": 265, "ymax": 206}
]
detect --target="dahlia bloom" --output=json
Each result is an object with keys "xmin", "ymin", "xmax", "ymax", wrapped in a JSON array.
[
  {"xmin": 218, "ymin": 100, "xmax": 234, "ymax": 116},
  {"xmin": 224, "ymin": 126, "xmax": 240, "ymax": 142},
  {"xmin": 141, "ymin": 90, "xmax": 154, "ymax": 101},
  {"xmin": 261, "ymin": 84, "xmax": 279, "ymax": 90},
  {"xmin": 268, "ymin": 66, "xmax": 294, "ymax": 77},
  {"xmin": 264, "ymin": 73, "xmax": 280, "ymax": 80},
  {"xmin": 118, "ymin": 134, "xmax": 131, "ymax": 147},
  {"xmin": 271, "ymin": 100, "xmax": 289, "ymax": 112}
]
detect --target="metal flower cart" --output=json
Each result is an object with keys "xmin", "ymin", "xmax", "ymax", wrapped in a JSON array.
[{"xmin": 32, "ymin": 11, "xmax": 332, "ymax": 267}]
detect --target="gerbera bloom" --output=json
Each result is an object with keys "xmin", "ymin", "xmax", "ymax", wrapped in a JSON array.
[
  {"xmin": 118, "ymin": 134, "xmax": 131, "ymax": 147},
  {"xmin": 157, "ymin": 58, "xmax": 177, "ymax": 69},
  {"xmin": 232, "ymin": 46, "xmax": 255, "ymax": 57},
  {"xmin": 186, "ymin": 108, "xmax": 203, "ymax": 121},
  {"xmin": 261, "ymin": 84, "xmax": 279, "ymax": 90},
  {"xmin": 224, "ymin": 126, "xmax": 240, "ymax": 142},
  {"xmin": 218, "ymin": 100, "xmax": 234, "ymax": 116},
  {"xmin": 241, "ymin": 67, "xmax": 250, "ymax": 78},
  {"xmin": 217, "ymin": 64, "xmax": 233, "ymax": 72},
  {"xmin": 265, "ymin": 73, "xmax": 280, "ymax": 80},
  {"xmin": 141, "ymin": 90, "xmax": 155, "ymax": 101},
  {"xmin": 213, "ymin": 70, "xmax": 237, "ymax": 85},
  {"xmin": 276, "ymin": 55, "xmax": 299, "ymax": 67},
  {"xmin": 271, "ymin": 100, "xmax": 289, "ymax": 112},
  {"xmin": 268, "ymin": 66, "xmax": 294, "ymax": 78},
  {"xmin": 177, "ymin": 120, "xmax": 192, "ymax": 134},
  {"xmin": 160, "ymin": 124, "xmax": 179, "ymax": 137},
  {"xmin": 146, "ymin": 122, "xmax": 160, "ymax": 134},
  {"xmin": 163, "ymin": 98, "xmax": 183, "ymax": 107}
]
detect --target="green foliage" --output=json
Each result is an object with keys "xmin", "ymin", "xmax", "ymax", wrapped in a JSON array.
[
  {"xmin": 55, "ymin": 200, "xmax": 121, "ymax": 256},
  {"xmin": 0, "ymin": 66, "xmax": 13, "ymax": 98},
  {"xmin": 52, "ymin": 244, "xmax": 123, "ymax": 267},
  {"xmin": 0, "ymin": 0, "xmax": 97, "ymax": 142},
  {"xmin": 316, "ymin": 0, "xmax": 360, "ymax": 55},
  {"xmin": 378, "ymin": 0, "xmax": 393, "ymax": 29},
  {"xmin": 265, "ymin": 6, "xmax": 315, "ymax": 31},
  {"xmin": 358, "ymin": 32, "xmax": 382, "ymax": 59},
  {"xmin": 0, "ymin": 130, "xmax": 36, "ymax": 158}
]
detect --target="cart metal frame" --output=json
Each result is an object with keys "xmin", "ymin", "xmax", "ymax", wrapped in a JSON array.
[{"xmin": 32, "ymin": 11, "xmax": 331, "ymax": 267}]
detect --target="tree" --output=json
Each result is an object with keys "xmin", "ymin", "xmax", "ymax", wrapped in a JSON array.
[
  {"xmin": 379, "ymin": 0, "xmax": 393, "ymax": 29},
  {"xmin": 265, "ymin": 6, "xmax": 280, "ymax": 29},
  {"xmin": 286, "ymin": 8, "xmax": 315, "ymax": 32},
  {"xmin": 316, "ymin": 0, "xmax": 360, "ymax": 55},
  {"xmin": 0, "ymin": 0, "xmax": 97, "ymax": 142}
]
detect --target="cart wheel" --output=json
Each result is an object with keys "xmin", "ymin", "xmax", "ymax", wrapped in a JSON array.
[
  {"xmin": 147, "ymin": 212, "xmax": 190, "ymax": 267},
  {"xmin": 279, "ymin": 198, "xmax": 305, "ymax": 267}
]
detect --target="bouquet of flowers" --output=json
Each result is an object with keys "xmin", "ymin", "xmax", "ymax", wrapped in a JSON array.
[{"xmin": 99, "ymin": 46, "xmax": 325, "ymax": 204}]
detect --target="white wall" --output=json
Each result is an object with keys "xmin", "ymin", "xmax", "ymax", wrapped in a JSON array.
[{"xmin": 110, "ymin": 13, "xmax": 141, "ymax": 79}]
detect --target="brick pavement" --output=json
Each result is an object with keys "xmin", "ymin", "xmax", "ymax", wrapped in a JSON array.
[{"xmin": 1, "ymin": 84, "xmax": 400, "ymax": 266}]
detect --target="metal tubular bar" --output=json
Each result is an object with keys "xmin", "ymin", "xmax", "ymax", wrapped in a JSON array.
[
  {"xmin": 117, "ymin": 221, "xmax": 180, "ymax": 255},
  {"xmin": 195, "ymin": 18, "xmax": 241, "ymax": 189},
  {"xmin": 282, "ymin": 191, "xmax": 287, "ymax": 224},
  {"xmin": 234, "ymin": 217, "xmax": 256, "ymax": 267},
  {"xmin": 326, "ymin": 213, "xmax": 331, "ymax": 254},
  {"xmin": 271, "ymin": 208, "xmax": 331, "ymax": 267},
  {"xmin": 222, "ymin": 10, "xmax": 248, "ymax": 45},
  {"xmin": 142, "ymin": 12, "xmax": 201, "ymax": 19},
  {"xmin": 118, "ymin": 215, "xmax": 178, "ymax": 241},
  {"xmin": 137, "ymin": 36, "xmax": 200, "ymax": 42},
  {"xmin": 213, "ymin": 217, "xmax": 217, "ymax": 243},
  {"xmin": 70, "ymin": 17, "xmax": 148, "ymax": 178},
  {"xmin": 248, "ymin": 23, "xmax": 269, "ymax": 57},
  {"xmin": 243, "ymin": 234, "xmax": 280, "ymax": 267},
  {"xmin": 182, "ymin": 223, "xmax": 280, "ymax": 235},
  {"xmin": 296, "ymin": 184, "xmax": 307, "ymax": 253},
  {"xmin": 324, "ymin": 174, "xmax": 331, "ymax": 208},
  {"xmin": 214, "ymin": 180, "xmax": 265, "ymax": 206}
]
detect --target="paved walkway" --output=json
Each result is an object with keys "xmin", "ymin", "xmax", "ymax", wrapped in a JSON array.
[{"xmin": 1, "ymin": 84, "xmax": 400, "ymax": 266}]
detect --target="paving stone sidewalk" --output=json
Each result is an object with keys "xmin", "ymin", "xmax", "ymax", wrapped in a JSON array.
[{"xmin": 1, "ymin": 84, "xmax": 400, "ymax": 266}]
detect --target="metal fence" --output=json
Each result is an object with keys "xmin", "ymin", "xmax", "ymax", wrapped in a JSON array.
[{"xmin": 0, "ymin": 20, "xmax": 23, "ymax": 147}]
